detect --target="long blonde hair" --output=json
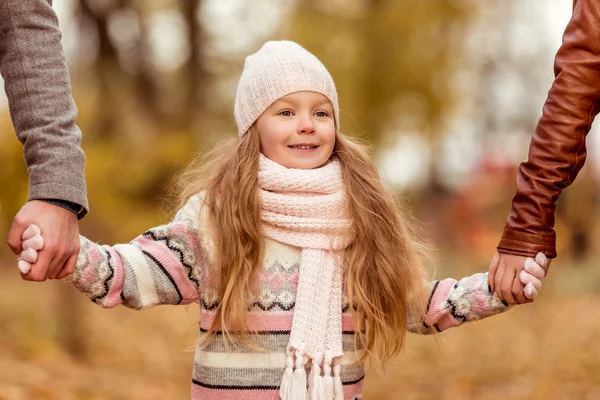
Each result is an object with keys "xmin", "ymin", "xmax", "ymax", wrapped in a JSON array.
[{"xmin": 175, "ymin": 126, "xmax": 429, "ymax": 366}]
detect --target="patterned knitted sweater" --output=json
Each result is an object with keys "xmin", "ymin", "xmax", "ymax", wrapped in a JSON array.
[{"xmin": 67, "ymin": 194, "xmax": 509, "ymax": 400}]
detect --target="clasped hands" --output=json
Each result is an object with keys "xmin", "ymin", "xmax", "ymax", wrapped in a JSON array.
[
  {"xmin": 489, "ymin": 252, "xmax": 550, "ymax": 304},
  {"xmin": 17, "ymin": 224, "xmax": 549, "ymax": 302}
]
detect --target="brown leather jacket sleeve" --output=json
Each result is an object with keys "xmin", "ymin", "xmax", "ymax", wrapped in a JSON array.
[{"xmin": 498, "ymin": 0, "xmax": 600, "ymax": 259}]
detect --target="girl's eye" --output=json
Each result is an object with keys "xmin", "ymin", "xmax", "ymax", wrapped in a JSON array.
[
  {"xmin": 315, "ymin": 111, "xmax": 329, "ymax": 118},
  {"xmin": 279, "ymin": 110, "xmax": 293, "ymax": 117}
]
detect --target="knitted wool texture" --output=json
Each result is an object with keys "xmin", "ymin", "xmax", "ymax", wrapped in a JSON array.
[
  {"xmin": 258, "ymin": 154, "xmax": 352, "ymax": 400},
  {"xmin": 234, "ymin": 40, "xmax": 340, "ymax": 137}
]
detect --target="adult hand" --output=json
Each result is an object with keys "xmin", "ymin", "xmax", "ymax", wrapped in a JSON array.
[
  {"xmin": 488, "ymin": 251, "xmax": 551, "ymax": 305},
  {"xmin": 6, "ymin": 200, "xmax": 79, "ymax": 281}
]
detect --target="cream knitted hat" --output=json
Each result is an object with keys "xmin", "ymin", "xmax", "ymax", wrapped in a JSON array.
[{"xmin": 234, "ymin": 40, "xmax": 340, "ymax": 137}]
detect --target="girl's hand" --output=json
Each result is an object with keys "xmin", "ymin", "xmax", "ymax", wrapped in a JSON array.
[
  {"xmin": 18, "ymin": 224, "xmax": 44, "ymax": 274},
  {"xmin": 520, "ymin": 253, "xmax": 547, "ymax": 300}
]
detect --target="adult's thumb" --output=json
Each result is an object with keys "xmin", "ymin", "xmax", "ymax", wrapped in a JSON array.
[
  {"xmin": 6, "ymin": 219, "xmax": 25, "ymax": 255},
  {"xmin": 487, "ymin": 252, "xmax": 501, "ymax": 292}
]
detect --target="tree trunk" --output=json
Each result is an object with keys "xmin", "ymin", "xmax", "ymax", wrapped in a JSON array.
[{"xmin": 180, "ymin": 0, "xmax": 207, "ymax": 128}]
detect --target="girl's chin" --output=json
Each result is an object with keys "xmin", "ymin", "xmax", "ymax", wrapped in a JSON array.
[
  {"xmin": 282, "ymin": 158, "xmax": 326, "ymax": 170},
  {"xmin": 265, "ymin": 149, "xmax": 332, "ymax": 169}
]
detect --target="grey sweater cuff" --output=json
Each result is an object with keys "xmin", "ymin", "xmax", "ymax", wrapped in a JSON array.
[
  {"xmin": 40, "ymin": 198, "xmax": 87, "ymax": 220},
  {"xmin": 28, "ymin": 181, "xmax": 88, "ymax": 218}
]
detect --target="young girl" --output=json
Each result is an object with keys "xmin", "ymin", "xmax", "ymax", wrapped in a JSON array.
[{"xmin": 19, "ymin": 41, "xmax": 547, "ymax": 400}]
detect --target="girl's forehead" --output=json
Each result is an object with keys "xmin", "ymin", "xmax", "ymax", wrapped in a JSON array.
[{"xmin": 274, "ymin": 91, "xmax": 332, "ymax": 107}]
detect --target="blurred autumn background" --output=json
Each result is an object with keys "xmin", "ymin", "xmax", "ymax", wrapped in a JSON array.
[{"xmin": 2, "ymin": 0, "xmax": 600, "ymax": 399}]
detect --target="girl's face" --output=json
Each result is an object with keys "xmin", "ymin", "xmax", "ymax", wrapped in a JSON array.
[{"xmin": 255, "ymin": 91, "xmax": 336, "ymax": 169}]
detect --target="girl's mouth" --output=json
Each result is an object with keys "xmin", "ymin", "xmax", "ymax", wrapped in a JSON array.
[{"xmin": 288, "ymin": 145, "xmax": 319, "ymax": 150}]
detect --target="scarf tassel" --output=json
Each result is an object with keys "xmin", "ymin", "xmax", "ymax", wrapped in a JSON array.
[
  {"xmin": 281, "ymin": 347, "xmax": 309, "ymax": 400},
  {"xmin": 322, "ymin": 351, "xmax": 335, "ymax": 400},
  {"xmin": 333, "ymin": 362, "xmax": 343, "ymax": 399},
  {"xmin": 290, "ymin": 366, "xmax": 307, "ymax": 400},
  {"xmin": 309, "ymin": 352, "xmax": 324, "ymax": 400},
  {"xmin": 280, "ymin": 352, "xmax": 295, "ymax": 399}
]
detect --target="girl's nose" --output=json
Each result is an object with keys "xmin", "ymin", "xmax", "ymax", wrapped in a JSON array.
[{"xmin": 298, "ymin": 116, "xmax": 315, "ymax": 134}]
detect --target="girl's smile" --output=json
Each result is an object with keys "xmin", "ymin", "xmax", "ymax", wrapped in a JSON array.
[{"xmin": 288, "ymin": 143, "xmax": 319, "ymax": 151}]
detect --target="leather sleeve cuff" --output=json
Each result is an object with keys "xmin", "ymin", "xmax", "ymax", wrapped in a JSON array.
[
  {"xmin": 40, "ymin": 199, "xmax": 87, "ymax": 220},
  {"xmin": 497, "ymin": 235, "xmax": 557, "ymax": 259}
]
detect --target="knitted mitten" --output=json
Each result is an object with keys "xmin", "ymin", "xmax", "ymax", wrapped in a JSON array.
[
  {"xmin": 520, "ymin": 253, "xmax": 547, "ymax": 299},
  {"xmin": 18, "ymin": 224, "xmax": 44, "ymax": 274}
]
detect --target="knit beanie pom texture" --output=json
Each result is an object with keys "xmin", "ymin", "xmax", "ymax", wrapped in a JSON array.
[{"xmin": 234, "ymin": 40, "xmax": 340, "ymax": 137}]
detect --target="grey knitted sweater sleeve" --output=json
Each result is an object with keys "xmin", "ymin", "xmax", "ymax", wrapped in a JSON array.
[{"xmin": 0, "ymin": 0, "xmax": 88, "ymax": 214}]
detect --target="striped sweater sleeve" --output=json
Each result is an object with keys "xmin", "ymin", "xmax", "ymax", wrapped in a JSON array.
[
  {"xmin": 407, "ymin": 272, "xmax": 509, "ymax": 334},
  {"xmin": 66, "ymin": 195, "xmax": 208, "ymax": 310}
]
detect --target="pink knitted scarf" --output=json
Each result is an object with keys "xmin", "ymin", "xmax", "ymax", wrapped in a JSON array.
[{"xmin": 258, "ymin": 154, "xmax": 353, "ymax": 400}]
